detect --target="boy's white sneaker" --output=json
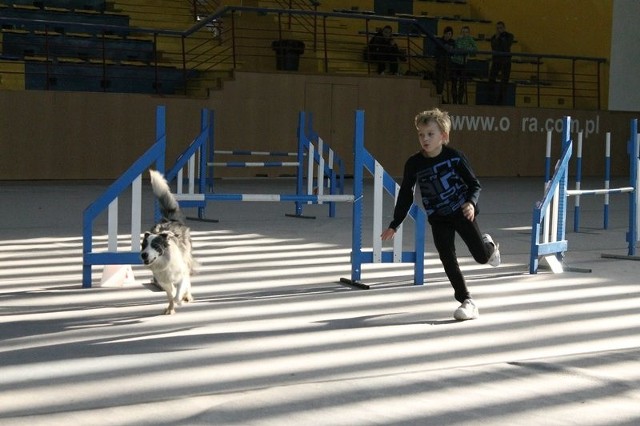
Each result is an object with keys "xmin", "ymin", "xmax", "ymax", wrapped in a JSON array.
[
  {"xmin": 483, "ymin": 233, "xmax": 501, "ymax": 267},
  {"xmin": 454, "ymin": 298, "xmax": 479, "ymax": 321}
]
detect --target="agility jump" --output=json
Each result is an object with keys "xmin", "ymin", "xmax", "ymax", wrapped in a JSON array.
[
  {"xmin": 545, "ymin": 129, "xmax": 637, "ymax": 232},
  {"xmin": 82, "ymin": 107, "xmax": 427, "ymax": 288},
  {"xmin": 171, "ymin": 110, "xmax": 347, "ymax": 220},
  {"xmin": 530, "ymin": 117, "xmax": 639, "ymax": 274},
  {"xmin": 205, "ymin": 112, "xmax": 347, "ymax": 219},
  {"xmin": 568, "ymin": 131, "xmax": 636, "ymax": 232}
]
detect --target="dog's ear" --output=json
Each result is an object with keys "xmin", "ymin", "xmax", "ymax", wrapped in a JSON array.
[{"xmin": 143, "ymin": 232, "xmax": 150, "ymax": 238}]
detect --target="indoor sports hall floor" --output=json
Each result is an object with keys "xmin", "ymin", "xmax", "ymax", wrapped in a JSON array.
[{"xmin": 1, "ymin": 177, "xmax": 639, "ymax": 425}]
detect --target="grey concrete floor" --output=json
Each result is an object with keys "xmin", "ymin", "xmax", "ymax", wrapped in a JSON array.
[{"xmin": 1, "ymin": 177, "xmax": 639, "ymax": 425}]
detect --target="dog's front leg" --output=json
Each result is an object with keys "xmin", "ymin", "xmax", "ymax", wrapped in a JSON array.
[
  {"xmin": 163, "ymin": 288, "xmax": 176, "ymax": 315},
  {"xmin": 174, "ymin": 276, "xmax": 192, "ymax": 306}
]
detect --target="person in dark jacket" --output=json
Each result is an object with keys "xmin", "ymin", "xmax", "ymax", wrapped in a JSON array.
[
  {"xmin": 381, "ymin": 108, "xmax": 501, "ymax": 321},
  {"xmin": 367, "ymin": 25, "xmax": 401, "ymax": 75},
  {"xmin": 488, "ymin": 21, "xmax": 515, "ymax": 104},
  {"xmin": 434, "ymin": 26, "xmax": 455, "ymax": 103}
]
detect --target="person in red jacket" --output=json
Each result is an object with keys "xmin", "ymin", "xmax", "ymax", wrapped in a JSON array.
[{"xmin": 381, "ymin": 108, "xmax": 501, "ymax": 320}]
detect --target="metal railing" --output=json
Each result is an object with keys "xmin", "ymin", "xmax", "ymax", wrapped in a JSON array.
[{"xmin": 0, "ymin": 3, "xmax": 607, "ymax": 108}]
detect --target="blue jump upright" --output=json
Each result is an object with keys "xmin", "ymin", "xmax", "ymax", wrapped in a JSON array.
[
  {"xmin": 340, "ymin": 110, "xmax": 426, "ymax": 289},
  {"xmin": 82, "ymin": 106, "xmax": 168, "ymax": 287},
  {"xmin": 625, "ymin": 118, "xmax": 638, "ymax": 256},
  {"xmin": 529, "ymin": 117, "xmax": 572, "ymax": 274}
]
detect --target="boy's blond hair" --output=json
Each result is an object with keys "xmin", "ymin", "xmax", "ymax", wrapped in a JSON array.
[{"xmin": 414, "ymin": 108, "xmax": 452, "ymax": 144}]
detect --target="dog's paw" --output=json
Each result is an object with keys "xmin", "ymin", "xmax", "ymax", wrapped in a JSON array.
[
  {"xmin": 174, "ymin": 293, "xmax": 193, "ymax": 306},
  {"xmin": 163, "ymin": 307, "xmax": 176, "ymax": 315}
]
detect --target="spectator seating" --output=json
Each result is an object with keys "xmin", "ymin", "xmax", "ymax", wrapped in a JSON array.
[
  {"xmin": 1, "ymin": 6, "xmax": 129, "ymax": 35},
  {"xmin": 25, "ymin": 60, "xmax": 186, "ymax": 94},
  {"xmin": 2, "ymin": 31, "xmax": 154, "ymax": 64},
  {"xmin": 0, "ymin": 0, "xmax": 106, "ymax": 12},
  {"xmin": 0, "ymin": 2, "xmax": 190, "ymax": 94}
]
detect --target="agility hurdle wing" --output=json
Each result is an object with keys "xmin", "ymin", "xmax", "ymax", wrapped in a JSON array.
[
  {"xmin": 531, "ymin": 117, "xmax": 640, "ymax": 274},
  {"xmin": 341, "ymin": 110, "xmax": 426, "ymax": 289},
  {"xmin": 82, "ymin": 106, "xmax": 168, "ymax": 287},
  {"xmin": 530, "ymin": 117, "xmax": 572, "ymax": 274}
]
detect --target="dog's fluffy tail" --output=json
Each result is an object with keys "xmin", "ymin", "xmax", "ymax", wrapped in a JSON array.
[{"xmin": 149, "ymin": 169, "xmax": 185, "ymax": 223}]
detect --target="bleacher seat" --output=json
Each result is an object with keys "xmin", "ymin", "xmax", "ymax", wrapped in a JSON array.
[
  {"xmin": 25, "ymin": 60, "xmax": 186, "ymax": 94},
  {"xmin": 1, "ymin": 7, "xmax": 129, "ymax": 35},
  {"xmin": 3, "ymin": 31, "xmax": 155, "ymax": 63},
  {"xmin": 0, "ymin": 0, "xmax": 106, "ymax": 12}
]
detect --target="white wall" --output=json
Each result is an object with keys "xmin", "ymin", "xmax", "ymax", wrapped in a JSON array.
[{"xmin": 608, "ymin": 0, "xmax": 640, "ymax": 112}]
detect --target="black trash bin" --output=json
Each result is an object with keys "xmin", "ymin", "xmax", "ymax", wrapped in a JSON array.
[{"xmin": 272, "ymin": 39, "xmax": 305, "ymax": 71}]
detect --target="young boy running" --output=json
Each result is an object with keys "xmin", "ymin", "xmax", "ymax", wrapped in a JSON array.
[{"xmin": 381, "ymin": 108, "xmax": 500, "ymax": 320}]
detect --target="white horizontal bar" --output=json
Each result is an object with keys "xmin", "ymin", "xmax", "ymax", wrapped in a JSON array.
[
  {"xmin": 207, "ymin": 162, "xmax": 299, "ymax": 167},
  {"xmin": 174, "ymin": 194, "xmax": 206, "ymax": 201},
  {"xmin": 567, "ymin": 187, "xmax": 634, "ymax": 196}
]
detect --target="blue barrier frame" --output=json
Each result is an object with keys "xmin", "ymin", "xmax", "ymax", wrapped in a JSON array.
[
  {"xmin": 294, "ymin": 111, "xmax": 346, "ymax": 218},
  {"xmin": 165, "ymin": 108, "xmax": 212, "ymax": 218},
  {"xmin": 626, "ymin": 118, "xmax": 638, "ymax": 256},
  {"xmin": 82, "ymin": 105, "xmax": 167, "ymax": 287},
  {"xmin": 529, "ymin": 116, "xmax": 572, "ymax": 274},
  {"xmin": 82, "ymin": 106, "xmax": 213, "ymax": 287},
  {"xmin": 530, "ymin": 117, "xmax": 639, "ymax": 274},
  {"xmin": 342, "ymin": 110, "xmax": 426, "ymax": 288}
]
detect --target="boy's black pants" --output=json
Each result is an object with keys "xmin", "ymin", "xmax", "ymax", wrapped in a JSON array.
[{"xmin": 429, "ymin": 211, "xmax": 495, "ymax": 303}]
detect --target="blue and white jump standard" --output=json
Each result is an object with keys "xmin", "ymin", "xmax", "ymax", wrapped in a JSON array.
[
  {"xmin": 530, "ymin": 117, "xmax": 639, "ymax": 275},
  {"xmin": 340, "ymin": 110, "xmax": 426, "ymax": 289}
]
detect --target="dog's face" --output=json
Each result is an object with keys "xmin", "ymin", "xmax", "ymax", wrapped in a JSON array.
[{"xmin": 140, "ymin": 232, "xmax": 171, "ymax": 267}]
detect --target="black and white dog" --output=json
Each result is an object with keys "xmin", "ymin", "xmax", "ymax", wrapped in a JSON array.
[{"xmin": 141, "ymin": 170, "xmax": 196, "ymax": 315}]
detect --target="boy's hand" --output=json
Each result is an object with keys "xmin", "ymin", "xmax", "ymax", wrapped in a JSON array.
[
  {"xmin": 462, "ymin": 202, "xmax": 475, "ymax": 221},
  {"xmin": 381, "ymin": 228, "xmax": 396, "ymax": 240}
]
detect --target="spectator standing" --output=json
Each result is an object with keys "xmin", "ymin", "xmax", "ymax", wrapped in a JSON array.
[
  {"xmin": 450, "ymin": 26, "xmax": 478, "ymax": 104},
  {"xmin": 434, "ymin": 26, "xmax": 455, "ymax": 103},
  {"xmin": 488, "ymin": 21, "xmax": 514, "ymax": 105}
]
